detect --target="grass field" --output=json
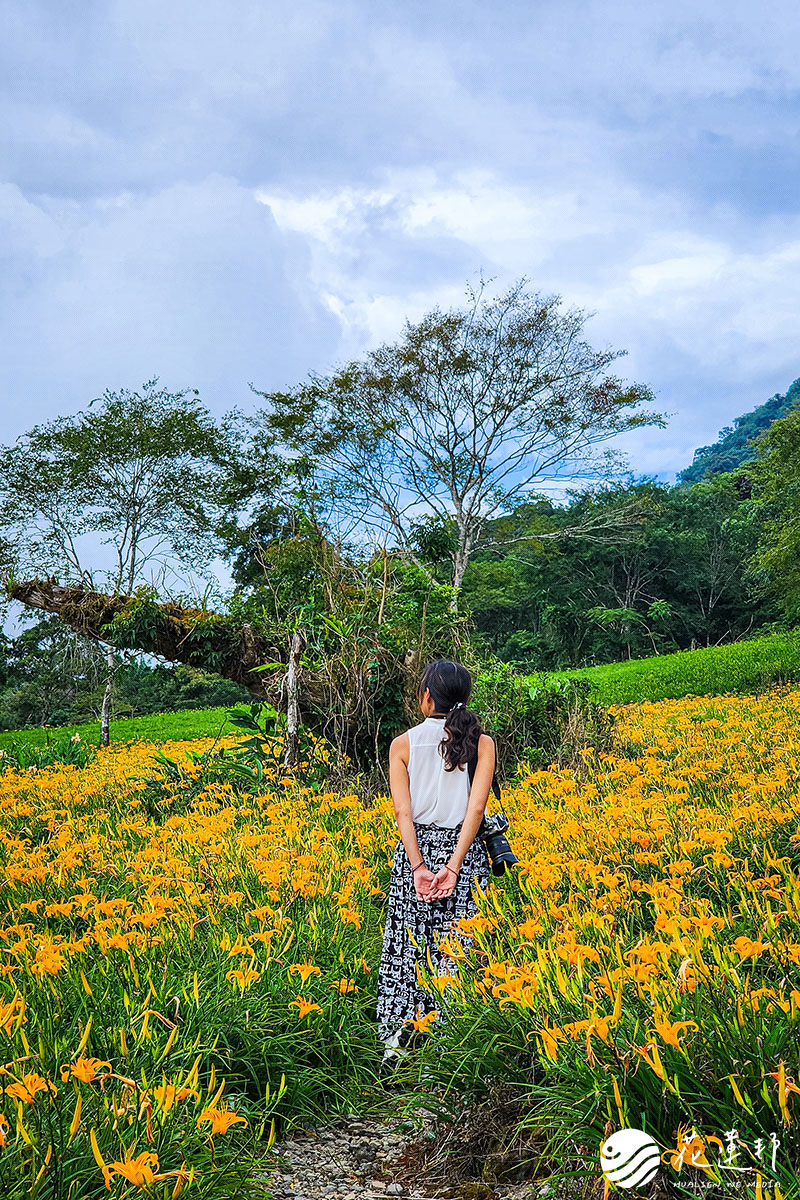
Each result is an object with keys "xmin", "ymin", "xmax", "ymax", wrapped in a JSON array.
[
  {"xmin": 0, "ymin": 705, "xmax": 241, "ymax": 750},
  {"xmin": 0, "ymin": 689, "xmax": 799, "ymax": 1195},
  {"xmin": 558, "ymin": 628, "xmax": 800, "ymax": 705}
]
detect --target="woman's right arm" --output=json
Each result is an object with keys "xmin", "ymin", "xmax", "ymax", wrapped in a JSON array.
[
  {"xmin": 389, "ymin": 733, "xmax": 438, "ymax": 902},
  {"xmin": 429, "ymin": 732, "xmax": 494, "ymax": 900}
]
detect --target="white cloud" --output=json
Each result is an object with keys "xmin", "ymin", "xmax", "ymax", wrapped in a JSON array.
[
  {"xmin": 261, "ymin": 167, "xmax": 800, "ymax": 369},
  {"xmin": 0, "ymin": 175, "xmax": 341, "ymax": 430}
]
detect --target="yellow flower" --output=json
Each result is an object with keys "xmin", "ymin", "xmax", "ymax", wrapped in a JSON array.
[
  {"xmin": 91, "ymin": 1134, "xmax": 167, "ymax": 1190},
  {"xmin": 0, "ymin": 994, "xmax": 25, "ymax": 1035},
  {"xmin": 732, "ymin": 935, "xmax": 770, "ymax": 961},
  {"xmin": 225, "ymin": 967, "xmax": 261, "ymax": 990},
  {"xmin": 60, "ymin": 1056, "xmax": 112, "ymax": 1084},
  {"xmin": 197, "ymin": 1105, "xmax": 248, "ymax": 1134},
  {"xmin": 3, "ymin": 1072, "xmax": 57, "ymax": 1104},
  {"xmin": 538, "ymin": 1025, "xmax": 567, "ymax": 1062},
  {"xmin": 338, "ymin": 907, "xmax": 361, "ymax": 929},
  {"xmin": 650, "ymin": 1009, "xmax": 699, "ymax": 1050},
  {"xmin": 108, "ymin": 1150, "xmax": 160, "ymax": 1187},
  {"xmin": 635, "ymin": 1041, "xmax": 667, "ymax": 1082},
  {"xmin": 411, "ymin": 1009, "xmax": 438, "ymax": 1033},
  {"xmin": 151, "ymin": 1082, "xmax": 199, "ymax": 1113},
  {"xmin": 330, "ymin": 978, "xmax": 359, "ymax": 993},
  {"xmin": 668, "ymin": 1122, "xmax": 724, "ymax": 1174},
  {"xmin": 677, "ymin": 958, "xmax": 697, "ymax": 993},
  {"xmin": 289, "ymin": 996, "xmax": 323, "ymax": 1018},
  {"xmin": 289, "ymin": 962, "xmax": 322, "ymax": 984},
  {"xmin": 767, "ymin": 1060, "xmax": 800, "ymax": 1125}
]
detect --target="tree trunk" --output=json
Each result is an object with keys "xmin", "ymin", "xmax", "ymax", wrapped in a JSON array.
[
  {"xmin": 2, "ymin": 576, "xmax": 417, "ymax": 769},
  {"xmin": 284, "ymin": 631, "xmax": 302, "ymax": 769},
  {"xmin": 377, "ymin": 547, "xmax": 389, "ymax": 625},
  {"xmin": 100, "ymin": 643, "xmax": 113, "ymax": 747},
  {"xmin": 450, "ymin": 543, "xmax": 471, "ymax": 612}
]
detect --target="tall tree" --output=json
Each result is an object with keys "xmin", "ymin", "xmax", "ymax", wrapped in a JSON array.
[
  {"xmin": 0, "ymin": 380, "xmax": 230, "ymax": 742},
  {"xmin": 252, "ymin": 275, "xmax": 663, "ymax": 606}
]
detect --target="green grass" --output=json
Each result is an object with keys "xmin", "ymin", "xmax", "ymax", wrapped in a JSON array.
[
  {"xmin": 557, "ymin": 629, "xmax": 800, "ymax": 705},
  {"xmin": 0, "ymin": 704, "xmax": 246, "ymax": 749}
]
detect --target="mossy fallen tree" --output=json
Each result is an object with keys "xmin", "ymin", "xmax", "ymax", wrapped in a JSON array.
[{"xmin": 6, "ymin": 578, "xmax": 275, "ymax": 697}]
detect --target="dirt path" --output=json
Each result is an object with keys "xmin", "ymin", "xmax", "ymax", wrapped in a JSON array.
[{"xmin": 266, "ymin": 1106, "xmax": 556, "ymax": 1200}]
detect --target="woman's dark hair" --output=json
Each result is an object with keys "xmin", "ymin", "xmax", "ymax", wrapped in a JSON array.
[{"xmin": 417, "ymin": 660, "xmax": 482, "ymax": 772}]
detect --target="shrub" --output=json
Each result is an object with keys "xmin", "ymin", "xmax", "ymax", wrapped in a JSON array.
[{"xmin": 470, "ymin": 662, "xmax": 612, "ymax": 774}]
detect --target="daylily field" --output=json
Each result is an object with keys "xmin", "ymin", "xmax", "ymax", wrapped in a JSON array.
[{"xmin": 2, "ymin": 689, "xmax": 800, "ymax": 1197}]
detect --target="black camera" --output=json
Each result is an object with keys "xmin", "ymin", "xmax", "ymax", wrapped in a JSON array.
[{"xmin": 478, "ymin": 812, "xmax": 520, "ymax": 876}]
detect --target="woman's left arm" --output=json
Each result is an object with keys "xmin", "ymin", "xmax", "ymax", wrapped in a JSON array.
[
  {"xmin": 389, "ymin": 733, "xmax": 439, "ymax": 902},
  {"xmin": 430, "ymin": 734, "xmax": 495, "ymax": 899}
]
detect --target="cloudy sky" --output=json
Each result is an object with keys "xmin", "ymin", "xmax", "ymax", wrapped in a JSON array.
[{"xmin": 2, "ymin": 0, "xmax": 800, "ymax": 483}]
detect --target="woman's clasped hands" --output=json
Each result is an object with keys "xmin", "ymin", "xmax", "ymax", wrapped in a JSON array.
[{"xmin": 412, "ymin": 862, "xmax": 459, "ymax": 903}]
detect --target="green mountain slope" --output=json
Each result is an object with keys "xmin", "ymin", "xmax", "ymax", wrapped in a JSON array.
[{"xmin": 678, "ymin": 377, "xmax": 800, "ymax": 483}]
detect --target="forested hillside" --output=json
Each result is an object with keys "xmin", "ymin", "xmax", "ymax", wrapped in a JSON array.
[{"xmin": 678, "ymin": 376, "xmax": 800, "ymax": 483}]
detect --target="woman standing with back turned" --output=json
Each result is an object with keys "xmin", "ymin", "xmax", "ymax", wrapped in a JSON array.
[{"xmin": 376, "ymin": 659, "xmax": 495, "ymax": 1062}]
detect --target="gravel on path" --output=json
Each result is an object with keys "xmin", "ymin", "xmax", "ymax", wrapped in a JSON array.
[{"xmin": 264, "ymin": 1104, "xmax": 564, "ymax": 1200}]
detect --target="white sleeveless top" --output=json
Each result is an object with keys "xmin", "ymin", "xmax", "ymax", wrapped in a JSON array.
[{"xmin": 406, "ymin": 716, "xmax": 471, "ymax": 828}]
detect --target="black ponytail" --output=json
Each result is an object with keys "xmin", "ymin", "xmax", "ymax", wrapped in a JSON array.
[{"xmin": 417, "ymin": 660, "xmax": 482, "ymax": 771}]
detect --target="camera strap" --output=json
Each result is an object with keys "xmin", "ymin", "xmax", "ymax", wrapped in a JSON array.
[{"xmin": 467, "ymin": 747, "xmax": 507, "ymax": 819}]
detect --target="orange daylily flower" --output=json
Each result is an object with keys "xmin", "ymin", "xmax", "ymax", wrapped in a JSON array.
[
  {"xmin": 288, "ymin": 962, "xmax": 322, "ymax": 984},
  {"xmin": 108, "ymin": 1150, "xmax": 160, "ymax": 1186},
  {"xmin": 667, "ymin": 1122, "xmax": 725, "ymax": 1174},
  {"xmin": 90, "ymin": 1130, "xmax": 164, "ymax": 1190},
  {"xmin": 289, "ymin": 996, "xmax": 323, "ymax": 1018},
  {"xmin": 677, "ymin": 958, "xmax": 697, "ymax": 993},
  {"xmin": 635, "ymin": 1041, "xmax": 667, "ymax": 1082},
  {"xmin": 197, "ymin": 1104, "xmax": 248, "ymax": 1135},
  {"xmin": 330, "ymin": 978, "xmax": 359, "ymax": 993},
  {"xmin": 151, "ymin": 1082, "xmax": 199, "ymax": 1113},
  {"xmin": 650, "ymin": 1009, "xmax": 699, "ymax": 1050},
  {"xmin": 3, "ymin": 1072, "xmax": 57, "ymax": 1104},
  {"xmin": 0, "ymin": 995, "xmax": 25, "ymax": 1035},
  {"xmin": 225, "ymin": 967, "xmax": 261, "ymax": 990},
  {"xmin": 411, "ymin": 1009, "xmax": 438, "ymax": 1033},
  {"xmin": 767, "ymin": 1060, "xmax": 800, "ymax": 1125},
  {"xmin": 538, "ymin": 1025, "xmax": 567, "ymax": 1062},
  {"xmin": 60, "ymin": 1056, "xmax": 112, "ymax": 1084}
]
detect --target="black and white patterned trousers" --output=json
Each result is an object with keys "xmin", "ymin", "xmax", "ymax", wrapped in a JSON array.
[{"xmin": 375, "ymin": 821, "xmax": 491, "ymax": 1044}]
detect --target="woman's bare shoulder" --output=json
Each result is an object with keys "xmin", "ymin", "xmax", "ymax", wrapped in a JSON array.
[
  {"xmin": 478, "ymin": 732, "xmax": 495, "ymax": 757},
  {"xmin": 389, "ymin": 730, "xmax": 410, "ymax": 760}
]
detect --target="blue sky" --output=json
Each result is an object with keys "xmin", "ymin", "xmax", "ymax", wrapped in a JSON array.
[{"xmin": 2, "ymin": 0, "xmax": 800, "ymax": 483}]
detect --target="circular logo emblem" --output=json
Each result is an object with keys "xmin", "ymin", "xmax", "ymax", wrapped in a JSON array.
[{"xmin": 600, "ymin": 1128, "xmax": 661, "ymax": 1189}]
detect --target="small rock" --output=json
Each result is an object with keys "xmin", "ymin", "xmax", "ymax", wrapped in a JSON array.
[{"xmin": 386, "ymin": 1186, "xmax": 404, "ymax": 1196}]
